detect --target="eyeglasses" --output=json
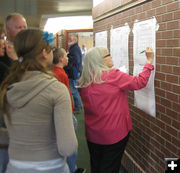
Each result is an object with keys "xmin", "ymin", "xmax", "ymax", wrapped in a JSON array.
[{"xmin": 103, "ymin": 54, "xmax": 111, "ymax": 58}]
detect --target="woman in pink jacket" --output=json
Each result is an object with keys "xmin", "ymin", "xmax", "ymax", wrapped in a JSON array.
[{"xmin": 78, "ymin": 47, "xmax": 154, "ymax": 173}]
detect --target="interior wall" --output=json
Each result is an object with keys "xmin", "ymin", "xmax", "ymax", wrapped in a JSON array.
[
  {"xmin": 78, "ymin": 32, "xmax": 93, "ymax": 51},
  {"xmin": 93, "ymin": 0, "xmax": 180, "ymax": 173}
]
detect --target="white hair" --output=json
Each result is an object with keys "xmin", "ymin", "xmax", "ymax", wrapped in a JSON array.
[{"xmin": 78, "ymin": 47, "xmax": 110, "ymax": 88}]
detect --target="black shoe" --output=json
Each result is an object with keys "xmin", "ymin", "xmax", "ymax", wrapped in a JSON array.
[{"xmin": 74, "ymin": 168, "xmax": 86, "ymax": 173}]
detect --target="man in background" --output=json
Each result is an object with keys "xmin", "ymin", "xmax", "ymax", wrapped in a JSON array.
[
  {"xmin": 64, "ymin": 34, "xmax": 82, "ymax": 113},
  {"xmin": 0, "ymin": 13, "xmax": 27, "ymax": 65}
]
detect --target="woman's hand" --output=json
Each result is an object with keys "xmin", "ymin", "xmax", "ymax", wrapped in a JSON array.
[{"xmin": 145, "ymin": 47, "xmax": 154, "ymax": 64}]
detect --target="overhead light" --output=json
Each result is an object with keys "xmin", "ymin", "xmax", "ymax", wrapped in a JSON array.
[
  {"xmin": 44, "ymin": 16, "xmax": 93, "ymax": 34},
  {"xmin": 93, "ymin": 0, "xmax": 104, "ymax": 7}
]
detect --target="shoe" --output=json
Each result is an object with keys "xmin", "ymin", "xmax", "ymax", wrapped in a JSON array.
[{"xmin": 74, "ymin": 168, "xmax": 86, "ymax": 173}]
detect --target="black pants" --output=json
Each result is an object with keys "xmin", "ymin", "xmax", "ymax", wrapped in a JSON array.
[{"xmin": 87, "ymin": 133, "xmax": 130, "ymax": 173}]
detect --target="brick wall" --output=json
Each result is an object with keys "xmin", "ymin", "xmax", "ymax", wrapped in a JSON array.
[{"xmin": 93, "ymin": 0, "xmax": 180, "ymax": 172}]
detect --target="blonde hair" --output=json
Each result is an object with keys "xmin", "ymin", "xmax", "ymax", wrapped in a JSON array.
[
  {"xmin": 0, "ymin": 28, "xmax": 52, "ymax": 120},
  {"xmin": 78, "ymin": 47, "xmax": 110, "ymax": 88},
  {"xmin": 53, "ymin": 48, "xmax": 66, "ymax": 64}
]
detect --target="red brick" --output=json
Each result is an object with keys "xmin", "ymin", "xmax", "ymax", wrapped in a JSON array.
[
  {"xmin": 156, "ymin": 40, "xmax": 166, "ymax": 47},
  {"xmin": 162, "ymin": 12, "xmax": 173, "ymax": 21},
  {"xmin": 166, "ymin": 108, "xmax": 179, "ymax": 120},
  {"xmin": 161, "ymin": 129, "xmax": 172, "ymax": 142},
  {"xmin": 161, "ymin": 98, "xmax": 172, "ymax": 108},
  {"xmin": 156, "ymin": 56, "xmax": 166, "ymax": 64},
  {"xmin": 159, "ymin": 23, "xmax": 167, "ymax": 31},
  {"xmin": 152, "ymin": 0, "xmax": 162, "ymax": 8},
  {"xmin": 156, "ymin": 48, "xmax": 161, "ymax": 56},
  {"xmin": 166, "ymin": 141, "xmax": 178, "ymax": 154},
  {"xmin": 160, "ymin": 114, "xmax": 172, "ymax": 125},
  {"xmin": 161, "ymin": 65, "xmax": 173, "ymax": 73},
  {"xmin": 156, "ymin": 15, "xmax": 162, "ymax": 23},
  {"xmin": 173, "ymin": 102, "xmax": 180, "ymax": 112},
  {"xmin": 162, "ymin": 48, "xmax": 172, "ymax": 56},
  {"xmin": 156, "ymin": 120, "xmax": 165, "ymax": 130},
  {"xmin": 156, "ymin": 64, "xmax": 161, "ymax": 71},
  {"xmin": 155, "ymin": 94, "xmax": 161, "ymax": 103},
  {"xmin": 161, "ymin": 81, "xmax": 172, "ymax": 91},
  {"xmin": 167, "ymin": 21, "xmax": 179, "ymax": 29},
  {"xmin": 166, "ymin": 91, "xmax": 178, "ymax": 102},
  {"xmin": 166, "ymin": 74, "xmax": 179, "ymax": 84},
  {"xmin": 162, "ymin": 0, "xmax": 174, "ymax": 5},
  {"xmin": 161, "ymin": 145, "xmax": 173, "ymax": 156},
  {"xmin": 173, "ymin": 84, "xmax": 180, "ymax": 94},
  {"xmin": 167, "ymin": 2, "xmax": 179, "ymax": 12},
  {"xmin": 154, "ymin": 148, "xmax": 165, "ymax": 159},
  {"xmin": 156, "ymin": 72, "xmax": 166, "ymax": 80},
  {"xmin": 150, "ymin": 166, "xmax": 159, "ymax": 173},
  {"xmin": 151, "ymin": 137, "xmax": 161, "ymax": 149},
  {"xmin": 166, "ymin": 39, "xmax": 179, "ymax": 47},
  {"xmin": 136, "ymin": 6, "xmax": 143, "ymax": 13},
  {"xmin": 166, "ymin": 57, "xmax": 179, "ymax": 65},
  {"xmin": 153, "ymin": 160, "xmax": 164, "ymax": 173},
  {"xmin": 172, "ymin": 120, "xmax": 180, "ymax": 130},
  {"xmin": 156, "ymin": 6, "xmax": 166, "ymax": 15},
  {"xmin": 156, "ymin": 32, "xmax": 161, "ymax": 39},
  {"xmin": 172, "ymin": 137, "xmax": 180, "ymax": 148},
  {"xmin": 173, "ymin": 48, "xmax": 180, "ymax": 56},
  {"xmin": 174, "ymin": 30, "xmax": 180, "ymax": 38},
  {"xmin": 147, "ymin": 9, "xmax": 156, "ymax": 17},
  {"xmin": 166, "ymin": 125, "xmax": 178, "ymax": 137},
  {"xmin": 162, "ymin": 30, "xmax": 173, "ymax": 39},
  {"xmin": 174, "ymin": 10, "xmax": 180, "ymax": 19},
  {"xmin": 156, "ymin": 88, "xmax": 166, "ymax": 97}
]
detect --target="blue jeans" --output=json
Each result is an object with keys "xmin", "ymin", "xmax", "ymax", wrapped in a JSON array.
[
  {"xmin": 0, "ymin": 148, "xmax": 9, "ymax": 173},
  {"xmin": 67, "ymin": 115, "xmax": 78, "ymax": 173},
  {"xmin": 69, "ymin": 79, "xmax": 82, "ymax": 110}
]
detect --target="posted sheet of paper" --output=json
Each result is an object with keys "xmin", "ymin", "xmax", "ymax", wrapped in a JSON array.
[
  {"xmin": 110, "ymin": 25, "xmax": 130, "ymax": 73},
  {"xmin": 133, "ymin": 17, "xmax": 157, "ymax": 117},
  {"xmin": 95, "ymin": 31, "xmax": 107, "ymax": 48}
]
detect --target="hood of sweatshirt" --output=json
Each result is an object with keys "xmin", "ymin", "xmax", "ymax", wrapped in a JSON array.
[{"xmin": 6, "ymin": 71, "xmax": 57, "ymax": 109}]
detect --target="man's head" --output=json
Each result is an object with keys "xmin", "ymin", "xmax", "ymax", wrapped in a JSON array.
[
  {"xmin": 68, "ymin": 34, "xmax": 78, "ymax": 46},
  {"xmin": 5, "ymin": 13, "xmax": 27, "ymax": 42}
]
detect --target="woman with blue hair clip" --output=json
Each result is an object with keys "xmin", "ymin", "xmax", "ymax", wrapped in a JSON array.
[{"xmin": 0, "ymin": 28, "xmax": 78, "ymax": 173}]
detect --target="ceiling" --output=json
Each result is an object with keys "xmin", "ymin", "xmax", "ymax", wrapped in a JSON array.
[{"xmin": 0, "ymin": 0, "xmax": 93, "ymax": 30}]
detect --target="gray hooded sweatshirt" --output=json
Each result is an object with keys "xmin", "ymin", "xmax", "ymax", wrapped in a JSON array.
[{"xmin": 5, "ymin": 71, "xmax": 77, "ymax": 163}]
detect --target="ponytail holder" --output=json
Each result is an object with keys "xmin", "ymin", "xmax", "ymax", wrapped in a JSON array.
[{"xmin": 42, "ymin": 32, "xmax": 55, "ymax": 44}]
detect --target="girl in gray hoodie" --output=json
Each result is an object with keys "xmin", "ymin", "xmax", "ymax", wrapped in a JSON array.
[{"xmin": 0, "ymin": 28, "xmax": 78, "ymax": 173}]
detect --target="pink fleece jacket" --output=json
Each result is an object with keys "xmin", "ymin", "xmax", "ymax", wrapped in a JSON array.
[{"xmin": 80, "ymin": 63, "xmax": 154, "ymax": 145}]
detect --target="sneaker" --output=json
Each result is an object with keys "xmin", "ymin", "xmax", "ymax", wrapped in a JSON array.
[{"xmin": 74, "ymin": 168, "xmax": 86, "ymax": 173}]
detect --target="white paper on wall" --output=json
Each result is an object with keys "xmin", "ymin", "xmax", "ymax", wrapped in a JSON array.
[
  {"xmin": 95, "ymin": 31, "xmax": 107, "ymax": 48},
  {"xmin": 133, "ymin": 17, "xmax": 158, "ymax": 117},
  {"xmin": 110, "ymin": 24, "xmax": 130, "ymax": 73}
]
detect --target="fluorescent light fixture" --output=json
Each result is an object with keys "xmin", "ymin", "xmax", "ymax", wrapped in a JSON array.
[
  {"xmin": 93, "ymin": 0, "xmax": 104, "ymax": 7},
  {"xmin": 44, "ymin": 16, "xmax": 93, "ymax": 34}
]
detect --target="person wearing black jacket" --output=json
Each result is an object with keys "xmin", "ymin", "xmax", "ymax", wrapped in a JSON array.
[{"xmin": 64, "ymin": 34, "xmax": 82, "ymax": 112}]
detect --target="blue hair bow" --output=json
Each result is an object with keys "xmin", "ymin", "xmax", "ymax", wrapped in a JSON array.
[{"xmin": 43, "ymin": 31, "xmax": 55, "ymax": 44}]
